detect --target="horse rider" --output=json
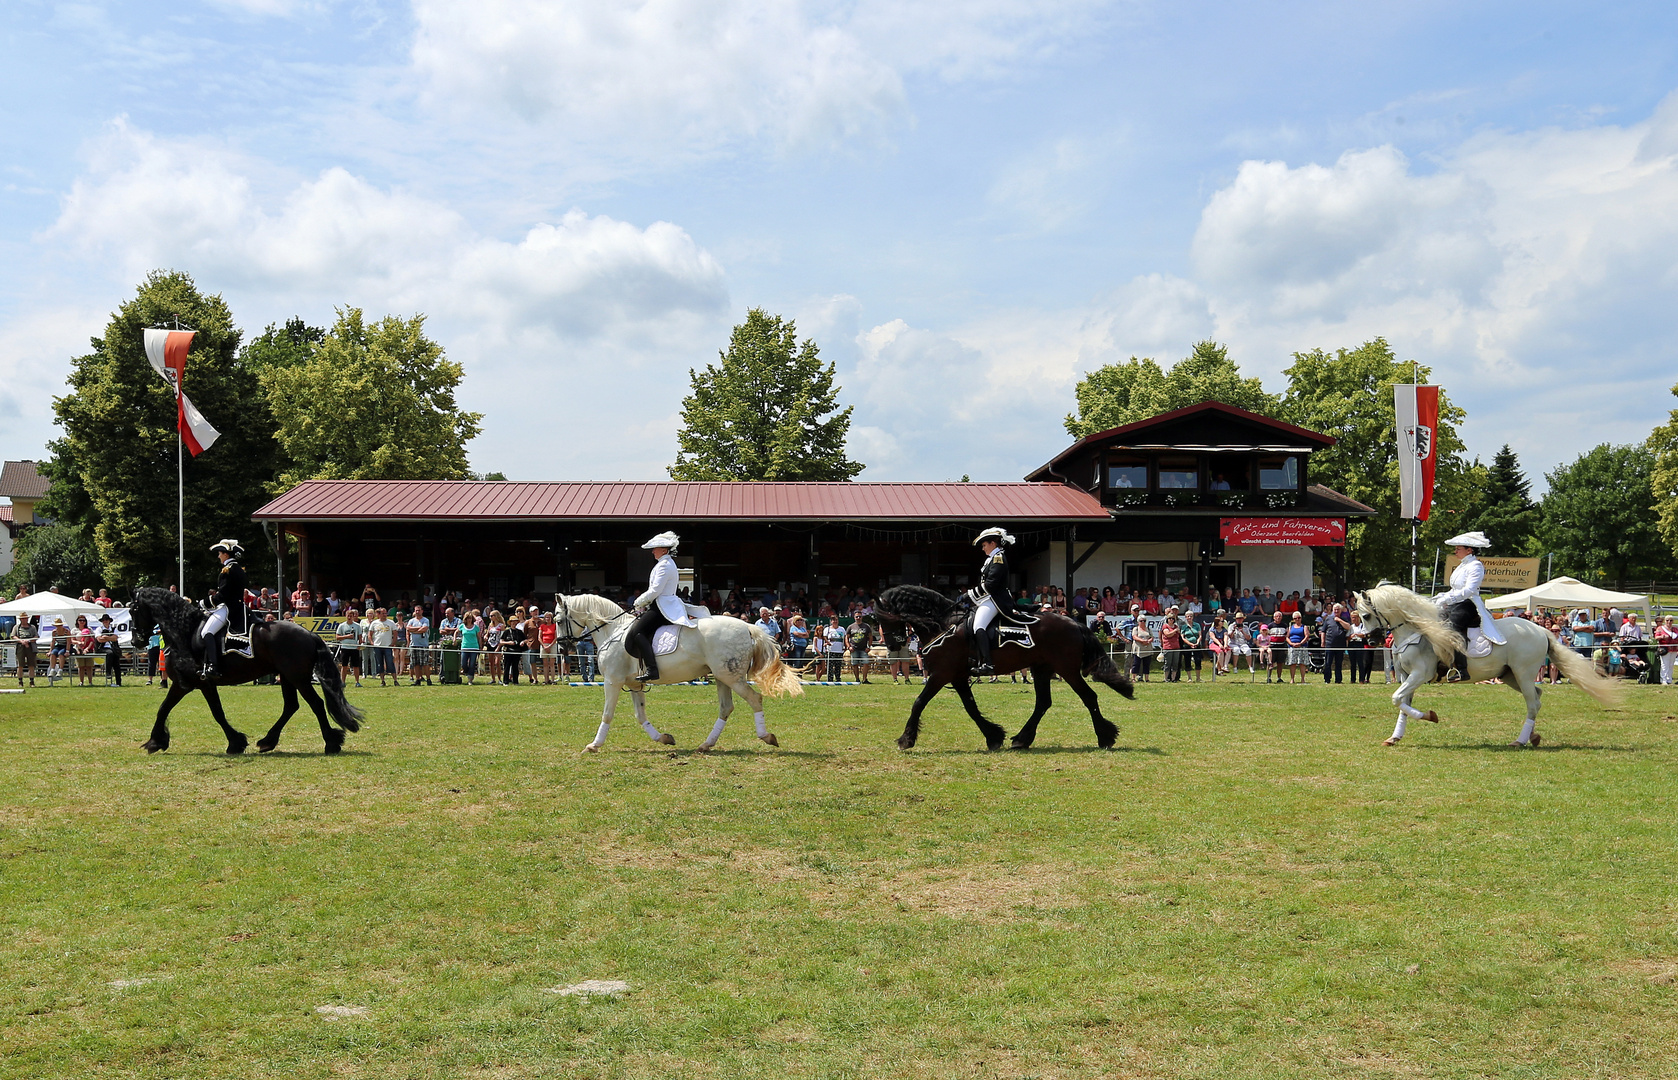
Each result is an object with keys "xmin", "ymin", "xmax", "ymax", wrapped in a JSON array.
[
  {"xmin": 967, "ymin": 527, "xmax": 1014, "ymax": 675},
  {"xmin": 1436, "ymin": 530, "xmax": 1505, "ymax": 668},
  {"xmin": 199, "ymin": 539, "xmax": 253, "ymax": 678},
  {"xmin": 625, "ymin": 531, "xmax": 696, "ymax": 682}
]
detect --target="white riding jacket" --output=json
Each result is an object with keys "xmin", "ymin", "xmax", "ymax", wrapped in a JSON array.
[
  {"xmin": 635, "ymin": 554, "xmax": 699, "ymax": 627},
  {"xmin": 1436, "ymin": 552, "xmax": 1504, "ymax": 644}
]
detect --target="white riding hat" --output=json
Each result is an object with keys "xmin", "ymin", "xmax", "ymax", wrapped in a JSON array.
[
  {"xmin": 973, "ymin": 527, "xmax": 1015, "ymax": 547},
  {"xmin": 642, "ymin": 531, "xmax": 680, "ymax": 551},
  {"xmin": 1444, "ymin": 531, "xmax": 1491, "ymax": 549}
]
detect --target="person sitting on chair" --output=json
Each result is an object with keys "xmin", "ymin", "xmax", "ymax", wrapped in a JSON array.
[
  {"xmin": 966, "ymin": 527, "xmax": 1014, "ymax": 675},
  {"xmin": 625, "ymin": 531, "xmax": 692, "ymax": 682},
  {"xmin": 1436, "ymin": 531, "xmax": 1505, "ymax": 669},
  {"xmin": 199, "ymin": 539, "xmax": 252, "ymax": 679}
]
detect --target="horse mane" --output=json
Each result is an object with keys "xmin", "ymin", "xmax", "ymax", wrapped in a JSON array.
[
  {"xmin": 1361, "ymin": 583, "xmax": 1465, "ymax": 658},
  {"xmin": 131, "ymin": 586, "xmax": 204, "ymax": 652},
  {"xmin": 559, "ymin": 593, "xmax": 626, "ymax": 628},
  {"xmin": 875, "ymin": 585, "xmax": 960, "ymax": 639}
]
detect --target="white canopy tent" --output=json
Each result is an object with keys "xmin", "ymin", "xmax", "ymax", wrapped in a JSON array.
[
  {"xmin": 1484, "ymin": 576, "xmax": 1651, "ymax": 618},
  {"xmin": 0, "ymin": 593, "xmax": 108, "ymax": 617}
]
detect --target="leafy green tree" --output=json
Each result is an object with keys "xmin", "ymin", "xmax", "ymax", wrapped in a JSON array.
[
  {"xmin": 3, "ymin": 523, "xmax": 104, "ymax": 594},
  {"xmin": 669, "ymin": 309, "xmax": 863, "ymax": 481},
  {"xmin": 45, "ymin": 270, "xmax": 280, "ymax": 593},
  {"xmin": 1537, "ymin": 444, "xmax": 1670, "ymax": 588},
  {"xmin": 263, "ymin": 308, "xmax": 483, "ymax": 490},
  {"xmin": 1281, "ymin": 339, "xmax": 1477, "ymax": 587},
  {"xmin": 1649, "ymin": 379, "xmax": 1678, "ymax": 561},
  {"xmin": 243, "ymin": 317, "xmax": 324, "ymax": 374},
  {"xmin": 1464, "ymin": 444, "xmax": 1537, "ymax": 555},
  {"xmin": 1065, "ymin": 341, "xmax": 1281, "ymax": 436}
]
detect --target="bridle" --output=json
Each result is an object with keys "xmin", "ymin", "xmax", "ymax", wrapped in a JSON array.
[{"xmin": 553, "ymin": 593, "xmax": 632, "ymax": 650}]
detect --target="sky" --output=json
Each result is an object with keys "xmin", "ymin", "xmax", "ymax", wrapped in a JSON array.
[{"xmin": 3, "ymin": 0, "xmax": 1677, "ymax": 488}]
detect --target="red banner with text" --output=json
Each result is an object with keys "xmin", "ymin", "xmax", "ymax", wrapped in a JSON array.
[{"xmin": 1220, "ymin": 517, "xmax": 1346, "ymax": 546}]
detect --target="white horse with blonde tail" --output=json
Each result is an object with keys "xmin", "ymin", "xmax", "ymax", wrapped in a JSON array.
[
  {"xmin": 555, "ymin": 594, "xmax": 803, "ymax": 752},
  {"xmin": 1356, "ymin": 584, "xmax": 1619, "ymax": 747}
]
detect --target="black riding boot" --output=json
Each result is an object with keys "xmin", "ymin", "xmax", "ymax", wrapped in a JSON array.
[
  {"xmin": 629, "ymin": 634, "xmax": 659, "ymax": 682},
  {"xmin": 201, "ymin": 631, "xmax": 224, "ymax": 680},
  {"xmin": 973, "ymin": 627, "xmax": 994, "ymax": 676}
]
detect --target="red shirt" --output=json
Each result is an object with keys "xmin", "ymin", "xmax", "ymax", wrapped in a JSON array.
[
  {"xmin": 1277, "ymin": 599, "xmax": 1299, "ymax": 614},
  {"xmin": 291, "ymin": 589, "xmax": 312, "ymax": 612}
]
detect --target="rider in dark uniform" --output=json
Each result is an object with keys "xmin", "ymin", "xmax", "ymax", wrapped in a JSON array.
[
  {"xmin": 199, "ymin": 539, "xmax": 251, "ymax": 679},
  {"xmin": 967, "ymin": 527, "xmax": 1013, "ymax": 675}
]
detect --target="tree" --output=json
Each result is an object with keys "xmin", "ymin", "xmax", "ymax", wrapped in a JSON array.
[
  {"xmin": 1650, "ymin": 379, "xmax": 1678, "ymax": 561},
  {"xmin": 669, "ymin": 309, "xmax": 863, "ymax": 481},
  {"xmin": 1536, "ymin": 444, "xmax": 1670, "ymax": 588},
  {"xmin": 242, "ymin": 317, "xmax": 324, "ymax": 374},
  {"xmin": 1281, "ymin": 339, "xmax": 1477, "ymax": 587},
  {"xmin": 263, "ymin": 308, "xmax": 482, "ymax": 490},
  {"xmin": 1464, "ymin": 444, "xmax": 1537, "ymax": 554},
  {"xmin": 3, "ymin": 524, "xmax": 104, "ymax": 593},
  {"xmin": 45, "ymin": 270, "xmax": 281, "ymax": 593},
  {"xmin": 1065, "ymin": 341, "xmax": 1281, "ymax": 437}
]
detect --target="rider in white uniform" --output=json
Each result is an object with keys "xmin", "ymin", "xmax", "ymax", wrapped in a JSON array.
[
  {"xmin": 966, "ymin": 527, "xmax": 1014, "ymax": 674},
  {"xmin": 1436, "ymin": 530, "xmax": 1505, "ymax": 657},
  {"xmin": 626, "ymin": 531, "xmax": 697, "ymax": 681}
]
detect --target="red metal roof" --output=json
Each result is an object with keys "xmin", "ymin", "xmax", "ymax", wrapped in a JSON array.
[{"xmin": 253, "ymin": 480, "xmax": 1113, "ymax": 523}]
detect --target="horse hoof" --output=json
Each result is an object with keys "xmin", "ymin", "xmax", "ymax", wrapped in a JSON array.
[
  {"xmin": 697, "ymin": 742, "xmax": 716, "ymax": 753},
  {"xmin": 142, "ymin": 740, "xmax": 166, "ymax": 754},
  {"xmin": 581, "ymin": 744, "xmax": 600, "ymax": 754},
  {"xmin": 656, "ymin": 733, "xmax": 676, "ymax": 746},
  {"xmin": 1009, "ymin": 740, "xmax": 1032, "ymax": 751},
  {"xmin": 897, "ymin": 736, "xmax": 916, "ymax": 750},
  {"xmin": 1529, "ymin": 732, "xmax": 1542, "ymax": 747},
  {"xmin": 256, "ymin": 740, "xmax": 277, "ymax": 754},
  {"xmin": 1424, "ymin": 710, "xmax": 1439, "ymax": 723},
  {"xmin": 759, "ymin": 733, "xmax": 779, "ymax": 747},
  {"xmin": 226, "ymin": 741, "xmax": 247, "ymax": 756},
  {"xmin": 1383, "ymin": 737, "xmax": 1399, "ymax": 746},
  {"xmin": 986, "ymin": 741, "xmax": 1005, "ymax": 753}
]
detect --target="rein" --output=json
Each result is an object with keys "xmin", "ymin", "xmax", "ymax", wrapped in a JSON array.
[{"xmin": 554, "ymin": 595, "xmax": 632, "ymax": 649}]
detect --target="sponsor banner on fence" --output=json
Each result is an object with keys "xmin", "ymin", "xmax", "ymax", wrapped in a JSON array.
[
  {"xmin": 1444, "ymin": 556, "xmax": 1541, "ymax": 590},
  {"xmin": 289, "ymin": 616, "xmax": 338, "ymax": 640},
  {"xmin": 1220, "ymin": 517, "xmax": 1346, "ymax": 546}
]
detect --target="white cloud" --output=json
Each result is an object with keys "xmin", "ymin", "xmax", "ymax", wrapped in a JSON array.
[
  {"xmin": 409, "ymin": 0, "xmax": 1109, "ymax": 153},
  {"xmin": 39, "ymin": 121, "xmax": 733, "ymax": 478},
  {"xmin": 1188, "ymin": 92, "xmax": 1678, "ymax": 473},
  {"xmin": 50, "ymin": 122, "xmax": 728, "ymax": 338}
]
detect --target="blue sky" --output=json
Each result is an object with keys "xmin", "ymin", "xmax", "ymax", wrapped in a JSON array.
[{"xmin": 4, "ymin": 0, "xmax": 1677, "ymax": 487}]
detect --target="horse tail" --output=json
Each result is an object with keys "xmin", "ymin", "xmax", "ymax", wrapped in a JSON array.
[
  {"xmin": 1078, "ymin": 619, "xmax": 1135, "ymax": 699},
  {"xmin": 1544, "ymin": 628, "xmax": 1623, "ymax": 710},
  {"xmin": 311, "ymin": 638, "xmax": 365, "ymax": 732},
  {"xmin": 748, "ymin": 626, "xmax": 805, "ymax": 699}
]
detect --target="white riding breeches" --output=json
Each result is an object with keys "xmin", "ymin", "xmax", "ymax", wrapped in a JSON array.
[
  {"xmin": 974, "ymin": 597, "xmax": 999, "ymax": 631},
  {"xmin": 201, "ymin": 604, "xmax": 228, "ymax": 638}
]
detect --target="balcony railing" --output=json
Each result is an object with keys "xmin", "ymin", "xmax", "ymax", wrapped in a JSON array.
[{"xmin": 1106, "ymin": 489, "xmax": 1301, "ymax": 510}]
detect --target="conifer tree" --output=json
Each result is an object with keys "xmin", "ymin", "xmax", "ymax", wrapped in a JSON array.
[{"xmin": 1466, "ymin": 444, "xmax": 1537, "ymax": 554}]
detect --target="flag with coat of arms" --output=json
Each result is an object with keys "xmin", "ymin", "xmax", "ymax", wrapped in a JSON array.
[{"xmin": 142, "ymin": 328, "xmax": 221, "ymax": 455}]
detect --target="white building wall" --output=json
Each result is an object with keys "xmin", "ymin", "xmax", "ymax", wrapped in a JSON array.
[
  {"xmin": 0, "ymin": 525, "xmax": 12, "ymax": 578},
  {"xmin": 1022, "ymin": 542, "xmax": 1316, "ymax": 595}
]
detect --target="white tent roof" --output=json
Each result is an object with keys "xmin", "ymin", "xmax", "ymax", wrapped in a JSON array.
[
  {"xmin": 0, "ymin": 593, "xmax": 110, "ymax": 617},
  {"xmin": 1484, "ymin": 576, "xmax": 1651, "ymax": 616}
]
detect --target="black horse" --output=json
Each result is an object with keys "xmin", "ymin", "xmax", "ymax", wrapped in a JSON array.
[
  {"xmin": 127, "ymin": 587, "xmax": 363, "ymax": 755},
  {"xmin": 870, "ymin": 585, "xmax": 1134, "ymax": 751}
]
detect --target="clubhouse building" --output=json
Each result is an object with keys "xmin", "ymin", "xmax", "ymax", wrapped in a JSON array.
[{"xmin": 252, "ymin": 402, "xmax": 1373, "ymax": 606}]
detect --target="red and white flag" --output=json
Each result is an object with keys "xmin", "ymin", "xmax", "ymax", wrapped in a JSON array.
[
  {"xmin": 142, "ymin": 327, "xmax": 220, "ymax": 456},
  {"xmin": 1394, "ymin": 383, "xmax": 1439, "ymax": 521}
]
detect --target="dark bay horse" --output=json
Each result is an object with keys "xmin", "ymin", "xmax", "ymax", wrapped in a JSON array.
[
  {"xmin": 127, "ymin": 587, "xmax": 363, "ymax": 755},
  {"xmin": 870, "ymin": 585, "xmax": 1134, "ymax": 751}
]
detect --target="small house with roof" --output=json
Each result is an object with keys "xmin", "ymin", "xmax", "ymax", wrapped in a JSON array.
[
  {"xmin": 0, "ymin": 460, "xmax": 50, "ymax": 577},
  {"xmin": 1020, "ymin": 402, "xmax": 1374, "ymax": 600}
]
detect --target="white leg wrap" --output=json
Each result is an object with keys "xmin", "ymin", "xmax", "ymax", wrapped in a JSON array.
[
  {"xmin": 1391, "ymin": 716, "xmax": 1407, "ymax": 742},
  {"xmin": 593, "ymin": 721, "xmax": 610, "ymax": 747},
  {"xmin": 1517, "ymin": 718, "xmax": 1536, "ymax": 745},
  {"xmin": 1397, "ymin": 700, "xmax": 1427, "ymax": 720},
  {"xmin": 706, "ymin": 717, "xmax": 727, "ymax": 746},
  {"xmin": 753, "ymin": 711, "xmax": 768, "ymax": 738},
  {"xmin": 640, "ymin": 718, "xmax": 662, "ymax": 741}
]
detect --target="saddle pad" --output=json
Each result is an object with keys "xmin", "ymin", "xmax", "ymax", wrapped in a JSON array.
[
  {"xmin": 651, "ymin": 624, "xmax": 683, "ymax": 656},
  {"xmin": 996, "ymin": 625, "xmax": 1034, "ymax": 649}
]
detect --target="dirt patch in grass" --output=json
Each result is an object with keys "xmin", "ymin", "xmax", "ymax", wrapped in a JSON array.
[
  {"xmin": 882, "ymin": 864, "xmax": 1084, "ymax": 920},
  {"xmin": 1611, "ymin": 958, "xmax": 1678, "ymax": 984}
]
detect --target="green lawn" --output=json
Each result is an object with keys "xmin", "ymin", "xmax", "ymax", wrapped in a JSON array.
[{"xmin": 2, "ymin": 675, "xmax": 1676, "ymax": 1079}]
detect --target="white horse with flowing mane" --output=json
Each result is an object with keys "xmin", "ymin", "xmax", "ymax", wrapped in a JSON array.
[
  {"xmin": 1356, "ymin": 583, "xmax": 1619, "ymax": 747},
  {"xmin": 555, "ymin": 594, "xmax": 803, "ymax": 752}
]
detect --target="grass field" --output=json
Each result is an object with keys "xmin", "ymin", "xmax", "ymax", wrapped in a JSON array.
[{"xmin": 3, "ymin": 674, "xmax": 1677, "ymax": 1079}]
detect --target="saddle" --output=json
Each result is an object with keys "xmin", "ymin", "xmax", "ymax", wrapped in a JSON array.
[
  {"xmin": 963, "ymin": 610, "xmax": 1036, "ymax": 650},
  {"xmin": 649, "ymin": 624, "xmax": 684, "ymax": 656},
  {"xmin": 1438, "ymin": 600, "xmax": 1478, "ymax": 681}
]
